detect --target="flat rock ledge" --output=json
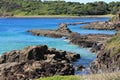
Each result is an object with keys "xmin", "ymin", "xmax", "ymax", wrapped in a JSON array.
[
  {"xmin": 28, "ymin": 23, "xmax": 112, "ymax": 53},
  {"xmin": 82, "ymin": 12, "xmax": 120, "ymax": 30},
  {"xmin": 82, "ymin": 21, "xmax": 120, "ymax": 30},
  {"xmin": 69, "ymin": 34, "xmax": 112, "ymax": 53},
  {"xmin": 28, "ymin": 23, "xmax": 73, "ymax": 38},
  {"xmin": 0, "ymin": 45, "xmax": 80, "ymax": 80}
]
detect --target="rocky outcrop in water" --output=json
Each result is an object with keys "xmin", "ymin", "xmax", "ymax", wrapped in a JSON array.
[
  {"xmin": 56, "ymin": 23, "xmax": 72, "ymax": 33},
  {"xmin": 0, "ymin": 45, "xmax": 80, "ymax": 80},
  {"xmin": 28, "ymin": 22, "xmax": 112, "ymax": 51},
  {"xmin": 82, "ymin": 12, "xmax": 120, "ymax": 30},
  {"xmin": 82, "ymin": 21, "xmax": 120, "ymax": 30},
  {"xmin": 69, "ymin": 33, "xmax": 112, "ymax": 48},
  {"xmin": 28, "ymin": 23, "xmax": 72, "ymax": 38},
  {"xmin": 90, "ymin": 32, "xmax": 120, "ymax": 73}
]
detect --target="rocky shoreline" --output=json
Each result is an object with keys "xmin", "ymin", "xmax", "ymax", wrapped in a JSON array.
[
  {"xmin": 90, "ymin": 32, "xmax": 120, "ymax": 73},
  {"xmin": 90, "ymin": 12, "xmax": 120, "ymax": 74},
  {"xmin": 28, "ymin": 23, "xmax": 73, "ymax": 38},
  {"xmin": 82, "ymin": 13, "xmax": 120, "ymax": 30},
  {"xmin": 27, "ymin": 13, "xmax": 120, "ymax": 76},
  {"xmin": 28, "ymin": 23, "xmax": 112, "ymax": 49},
  {"xmin": 81, "ymin": 21, "xmax": 120, "ymax": 30},
  {"xmin": 0, "ymin": 45, "xmax": 80, "ymax": 80},
  {"xmin": 1, "ymin": 12, "xmax": 119, "ymax": 80}
]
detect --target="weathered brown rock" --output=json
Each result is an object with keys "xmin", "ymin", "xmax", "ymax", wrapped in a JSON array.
[
  {"xmin": 28, "ymin": 23, "xmax": 72, "ymax": 38},
  {"xmin": 0, "ymin": 45, "xmax": 48, "ymax": 63},
  {"xmin": 56, "ymin": 23, "xmax": 72, "ymax": 33},
  {"xmin": 90, "ymin": 32, "xmax": 120, "ymax": 73},
  {"xmin": 0, "ymin": 45, "xmax": 80, "ymax": 80},
  {"xmin": 90, "ymin": 43, "xmax": 103, "ymax": 53},
  {"xmin": 70, "ymin": 33, "xmax": 112, "ymax": 48},
  {"xmin": 0, "ymin": 61, "xmax": 75, "ymax": 80},
  {"xmin": 90, "ymin": 47, "xmax": 120, "ymax": 74}
]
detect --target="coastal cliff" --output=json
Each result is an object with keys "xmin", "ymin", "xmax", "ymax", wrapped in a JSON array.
[
  {"xmin": 0, "ymin": 45, "xmax": 80, "ymax": 80},
  {"xmin": 90, "ymin": 31, "xmax": 120, "ymax": 73}
]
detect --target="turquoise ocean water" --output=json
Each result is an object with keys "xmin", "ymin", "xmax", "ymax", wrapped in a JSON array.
[{"xmin": 0, "ymin": 17, "xmax": 116, "ymax": 75}]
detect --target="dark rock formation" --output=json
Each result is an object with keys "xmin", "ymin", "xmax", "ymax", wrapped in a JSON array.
[
  {"xmin": 90, "ymin": 32, "xmax": 120, "ymax": 73},
  {"xmin": 28, "ymin": 23, "xmax": 112, "ymax": 50},
  {"xmin": 77, "ymin": 65, "xmax": 85, "ymax": 71},
  {"xmin": 28, "ymin": 23, "xmax": 72, "ymax": 38},
  {"xmin": 90, "ymin": 43, "xmax": 103, "ymax": 53},
  {"xmin": 56, "ymin": 23, "xmax": 72, "ymax": 33},
  {"xmin": 70, "ymin": 33, "xmax": 112, "ymax": 48},
  {"xmin": 0, "ymin": 61, "xmax": 75, "ymax": 80},
  {"xmin": 0, "ymin": 45, "xmax": 80, "ymax": 80}
]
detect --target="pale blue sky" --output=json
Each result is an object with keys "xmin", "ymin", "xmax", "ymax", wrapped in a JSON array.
[{"xmin": 65, "ymin": 0, "xmax": 120, "ymax": 3}]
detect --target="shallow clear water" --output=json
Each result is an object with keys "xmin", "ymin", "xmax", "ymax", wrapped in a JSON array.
[{"xmin": 0, "ymin": 17, "xmax": 116, "ymax": 75}]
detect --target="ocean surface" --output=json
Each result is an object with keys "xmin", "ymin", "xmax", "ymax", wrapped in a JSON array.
[{"xmin": 0, "ymin": 17, "xmax": 116, "ymax": 75}]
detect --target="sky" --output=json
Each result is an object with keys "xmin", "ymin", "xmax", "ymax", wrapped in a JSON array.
[{"xmin": 65, "ymin": 0, "xmax": 120, "ymax": 3}]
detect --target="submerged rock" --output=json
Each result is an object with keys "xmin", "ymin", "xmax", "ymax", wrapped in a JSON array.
[
  {"xmin": 0, "ymin": 45, "xmax": 80, "ymax": 80},
  {"xmin": 77, "ymin": 65, "xmax": 85, "ymax": 71}
]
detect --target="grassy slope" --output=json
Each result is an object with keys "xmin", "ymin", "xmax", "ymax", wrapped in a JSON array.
[
  {"xmin": 37, "ymin": 71, "xmax": 120, "ymax": 80},
  {"xmin": 106, "ymin": 31, "xmax": 120, "ymax": 57}
]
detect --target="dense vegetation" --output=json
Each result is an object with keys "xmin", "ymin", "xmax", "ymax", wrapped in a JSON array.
[{"xmin": 0, "ymin": 0, "xmax": 120, "ymax": 16}]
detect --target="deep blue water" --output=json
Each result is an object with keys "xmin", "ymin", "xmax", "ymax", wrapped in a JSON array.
[{"xmin": 0, "ymin": 17, "xmax": 116, "ymax": 75}]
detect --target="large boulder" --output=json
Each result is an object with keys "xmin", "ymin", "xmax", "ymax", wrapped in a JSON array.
[
  {"xmin": 0, "ymin": 45, "xmax": 80, "ymax": 80},
  {"xmin": 0, "ymin": 45, "xmax": 48, "ymax": 63}
]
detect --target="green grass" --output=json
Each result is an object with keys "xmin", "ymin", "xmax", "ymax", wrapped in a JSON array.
[
  {"xmin": 37, "ymin": 71, "xmax": 120, "ymax": 80},
  {"xmin": 37, "ymin": 76, "xmax": 80, "ymax": 80},
  {"xmin": 105, "ymin": 31, "xmax": 120, "ymax": 57}
]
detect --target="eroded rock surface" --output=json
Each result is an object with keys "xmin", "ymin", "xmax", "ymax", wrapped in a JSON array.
[
  {"xmin": 90, "ymin": 32, "xmax": 120, "ymax": 73},
  {"xmin": 28, "ymin": 23, "xmax": 72, "ymax": 38},
  {"xmin": 69, "ymin": 33, "xmax": 112, "ymax": 49},
  {"xmin": 0, "ymin": 45, "xmax": 80, "ymax": 80}
]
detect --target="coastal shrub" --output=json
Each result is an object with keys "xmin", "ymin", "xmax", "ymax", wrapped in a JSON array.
[{"xmin": 0, "ymin": 0, "xmax": 120, "ymax": 16}]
